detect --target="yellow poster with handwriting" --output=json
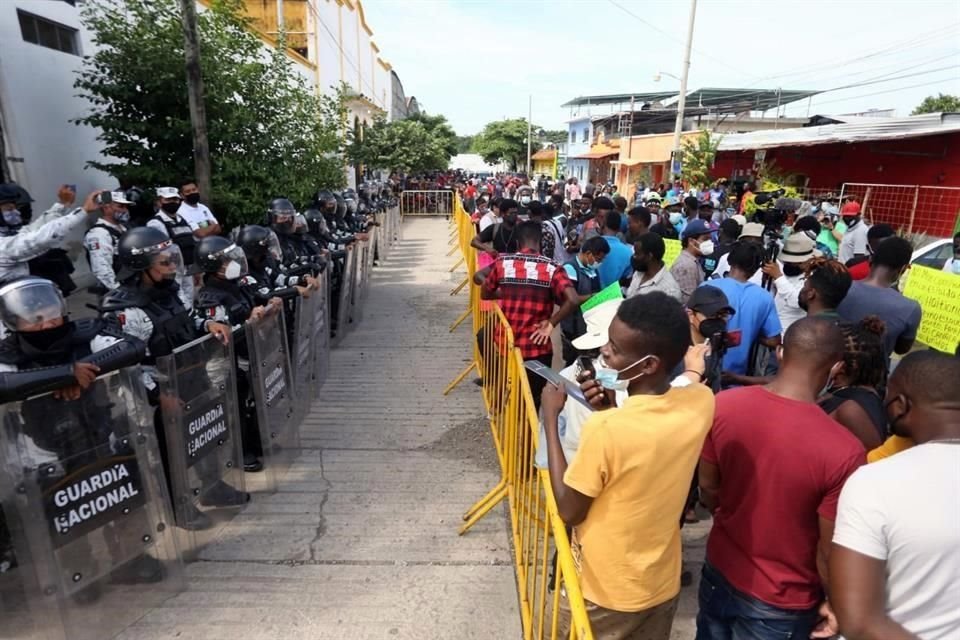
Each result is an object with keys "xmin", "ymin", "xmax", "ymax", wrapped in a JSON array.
[
  {"xmin": 902, "ymin": 265, "xmax": 960, "ymax": 354},
  {"xmin": 663, "ymin": 239, "xmax": 682, "ymax": 267}
]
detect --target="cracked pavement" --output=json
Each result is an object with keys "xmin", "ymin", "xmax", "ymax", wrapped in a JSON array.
[{"xmin": 122, "ymin": 218, "xmax": 522, "ymax": 639}]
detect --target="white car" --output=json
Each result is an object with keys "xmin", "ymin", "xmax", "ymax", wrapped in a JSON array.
[{"xmin": 911, "ymin": 238, "xmax": 954, "ymax": 270}]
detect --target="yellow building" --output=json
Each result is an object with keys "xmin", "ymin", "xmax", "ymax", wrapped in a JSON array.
[
  {"xmin": 615, "ymin": 131, "xmax": 700, "ymax": 203},
  {"xmin": 531, "ymin": 148, "xmax": 558, "ymax": 179}
]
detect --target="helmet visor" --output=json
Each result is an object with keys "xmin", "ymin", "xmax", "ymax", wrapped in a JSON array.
[
  {"xmin": 265, "ymin": 230, "xmax": 283, "ymax": 262},
  {"xmin": 219, "ymin": 244, "xmax": 248, "ymax": 279},
  {"xmin": 149, "ymin": 243, "xmax": 184, "ymax": 277},
  {"xmin": 0, "ymin": 279, "xmax": 68, "ymax": 331}
]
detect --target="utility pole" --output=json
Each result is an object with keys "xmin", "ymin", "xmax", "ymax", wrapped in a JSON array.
[
  {"xmin": 180, "ymin": 0, "xmax": 212, "ymax": 202},
  {"xmin": 526, "ymin": 95, "xmax": 532, "ymax": 175},
  {"xmin": 670, "ymin": 0, "xmax": 697, "ymax": 182}
]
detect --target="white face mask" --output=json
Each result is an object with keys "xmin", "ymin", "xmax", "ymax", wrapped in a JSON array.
[
  {"xmin": 520, "ymin": 196, "xmax": 531, "ymax": 205},
  {"xmin": 698, "ymin": 239, "xmax": 715, "ymax": 255},
  {"xmin": 224, "ymin": 260, "xmax": 243, "ymax": 280}
]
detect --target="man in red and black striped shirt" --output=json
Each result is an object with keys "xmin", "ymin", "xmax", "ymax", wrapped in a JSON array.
[{"xmin": 474, "ymin": 221, "xmax": 578, "ymax": 407}]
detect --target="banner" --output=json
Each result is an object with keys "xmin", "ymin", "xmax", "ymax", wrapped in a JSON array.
[
  {"xmin": 902, "ymin": 265, "xmax": 960, "ymax": 354},
  {"xmin": 663, "ymin": 238, "xmax": 681, "ymax": 267}
]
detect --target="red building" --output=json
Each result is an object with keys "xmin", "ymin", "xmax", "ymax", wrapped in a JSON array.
[{"xmin": 714, "ymin": 113, "xmax": 960, "ymax": 236}]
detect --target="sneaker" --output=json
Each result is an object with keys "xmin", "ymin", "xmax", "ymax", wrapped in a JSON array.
[
  {"xmin": 179, "ymin": 503, "xmax": 213, "ymax": 531},
  {"xmin": 199, "ymin": 481, "xmax": 251, "ymax": 508}
]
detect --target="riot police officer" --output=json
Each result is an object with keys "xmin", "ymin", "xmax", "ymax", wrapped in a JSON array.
[
  {"xmin": 84, "ymin": 190, "xmax": 133, "ymax": 294},
  {"xmin": 147, "ymin": 187, "xmax": 198, "ymax": 307},
  {"xmin": 0, "ymin": 185, "xmax": 101, "ymax": 286},
  {"xmin": 99, "ymin": 227, "xmax": 241, "ymax": 526},
  {"xmin": 195, "ymin": 236, "xmax": 280, "ymax": 472},
  {"xmin": 0, "ymin": 276, "xmax": 150, "ymax": 586}
]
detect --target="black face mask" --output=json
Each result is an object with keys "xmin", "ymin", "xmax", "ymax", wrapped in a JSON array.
[
  {"xmin": 184, "ymin": 193, "xmax": 201, "ymax": 206},
  {"xmin": 19, "ymin": 322, "xmax": 72, "ymax": 352},
  {"xmin": 631, "ymin": 256, "xmax": 648, "ymax": 272},
  {"xmin": 160, "ymin": 201, "xmax": 181, "ymax": 215},
  {"xmin": 698, "ymin": 317, "xmax": 727, "ymax": 338},
  {"xmin": 842, "ymin": 215, "xmax": 858, "ymax": 226}
]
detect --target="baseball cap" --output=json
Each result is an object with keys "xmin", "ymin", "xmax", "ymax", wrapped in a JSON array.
[
  {"xmin": 731, "ymin": 214, "xmax": 748, "ymax": 227},
  {"xmin": 572, "ymin": 299, "xmax": 622, "ymax": 351},
  {"xmin": 156, "ymin": 187, "xmax": 180, "ymax": 199},
  {"xmin": 97, "ymin": 190, "xmax": 133, "ymax": 205},
  {"xmin": 739, "ymin": 222, "xmax": 764, "ymax": 239},
  {"xmin": 688, "ymin": 285, "xmax": 735, "ymax": 317},
  {"xmin": 780, "ymin": 232, "xmax": 817, "ymax": 263},
  {"xmin": 841, "ymin": 201, "xmax": 861, "ymax": 215},
  {"xmin": 682, "ymin": 218, "xmax": 712, "ymax": 239}
]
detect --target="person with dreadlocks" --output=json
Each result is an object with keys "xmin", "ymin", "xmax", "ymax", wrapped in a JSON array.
[
  {"xmin": 797, "ymin": 257, "xmax": 853, "ymax": 319},
  {"xmin": 818, "ymin": 317, "xmax": 889, "ymax": 450}
]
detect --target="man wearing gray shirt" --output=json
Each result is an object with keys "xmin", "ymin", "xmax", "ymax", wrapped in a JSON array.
[{"xmin": 837, "ymin": 236, "xmax": 921, "ymax": 360}]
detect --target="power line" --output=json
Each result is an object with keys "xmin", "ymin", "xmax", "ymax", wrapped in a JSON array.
[{"xmin": 805, "ymin": 76, "xmax": 960, "ymax": 107}]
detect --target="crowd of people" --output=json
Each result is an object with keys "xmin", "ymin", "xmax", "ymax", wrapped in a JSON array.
[
  {"xmin": 462, "ymin": 171, "xmax": 959, "ymax": 640},
  {"xmin": 0, "ymin": 179, "xmax": 393, "ymax": 580}
]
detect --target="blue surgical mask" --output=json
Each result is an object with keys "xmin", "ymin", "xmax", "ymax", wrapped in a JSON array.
[
  {"xmin": 668, "ymin": 212, "xmax": 683, "ymax": 225},
  {"xmin": 594, "ymin": 354, "xmax": 654, "ymax": 391},
  {"xmin": 115, "ymin": 211, "xmax": 130, "ymax": 224},
  {"xmin": 578, "ymin": 256, "xmax": 598, "ymax": 277},
  {"xmin": 2, "ymin": 209, "xmax": 22, "ymax": 226}
]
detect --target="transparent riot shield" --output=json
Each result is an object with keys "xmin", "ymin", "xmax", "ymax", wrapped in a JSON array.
[
  {"xmin": 312, "ymin": 268, "xmax": 331, "ymax": 389},
  {"xmin": 351, "ymin": 239, "xmax": 367, "ymax": 325},
  {"xmin": 246, "ymin": 308, "xmax": 298, "ymax": 494},
  {"xmin": 291, "ymin": 294, "xmax": 318, "ymax": 426},
  {"xmin": 0, "ymin": 369, "xmax": 184, "ymax": 640},
  {"xmin": 364, "ymin": 229, "xmax": 376, "ymax": 291},
  {"xmin": 334, "ymin": 244, "xmax": 357, "ymax": 347},
  {"xmin": 155, "ymin": 334, "xmax": 246, "ymax": 559}
]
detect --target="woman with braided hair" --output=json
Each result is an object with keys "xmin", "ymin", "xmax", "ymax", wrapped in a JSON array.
[{"xmin": 818, "ymin": 315, "xmax": 889, "ymax": 449}]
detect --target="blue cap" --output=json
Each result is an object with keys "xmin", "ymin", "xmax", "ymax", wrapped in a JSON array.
[{"xmin": 682, "ymin": 218, "xmax": 712, "ymax": 239}]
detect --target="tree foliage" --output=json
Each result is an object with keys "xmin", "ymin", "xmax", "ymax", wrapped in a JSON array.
[
  {"xmin": 74, "ymin": 0, "xmax": 346, "ymax": 225},
  {"xmin": 911, "ymin": 93, "xmax": 960, "ymax": 115},
  {"xmin": 472, "ymin": 118, "xmax": 534, "ymax": 171},
  {"xmin": 346, "ymin": 117, "xmax": 448, "ymax": 174},
  {"xmin": 406, "ymin": 112, "xmax": 458, "ymax": 159},
  {"xmin": 455, "ymin": 135, "xmax": 474, "ymax": 154},
  {"xmin": 538, "ymin": 129, "xmax": 568, "ymax": 145},
  {"xmin": 680, "ymin": 129, "xmax": 721, "ymax": 189}
]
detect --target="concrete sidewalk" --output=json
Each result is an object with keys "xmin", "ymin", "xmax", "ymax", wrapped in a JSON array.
[{"xmin": 126, "ymin": 217, "xmax": 521, "ymax": 639}]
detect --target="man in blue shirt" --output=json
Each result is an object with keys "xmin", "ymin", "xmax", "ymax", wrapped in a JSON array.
[
  {"xmin": 597, "ymin": 210, "xmax": 633, "ymax": 288},
  {"xmin": 701, "ymin": 242, "xmax": 782, "ymax": 379}
]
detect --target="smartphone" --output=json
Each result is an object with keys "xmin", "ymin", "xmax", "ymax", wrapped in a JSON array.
[
  {"xmin": 576, "ymin": 356, "xmax": 595, "ymax": 379},
  {"xmin": 97, "ymin": 190, "xmax": 112, "ymax": 205}
]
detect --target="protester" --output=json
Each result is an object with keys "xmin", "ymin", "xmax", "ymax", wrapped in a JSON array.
[
  {"xmin": 475, "ymin": 221, "xmax": 578, "ymax": 407},
  {"xmin": 624, "ymin": 206, "xmax": 651, "ymax": 245},
  {"xmin": 798, "ymin": 257, "xmax": 853, "ymax": 319},
  {"xmin": 581, "ymin": 195, "xmax": 612, "ymax": 242},
  {"xmin": 837, "ymin": 236, "xmax": 922, "ymax": 360},
  {"xmin": 477, "ymin": 198, "xmax": 496, "ymax": 233},
  {"xmin": 712, "ymin": 218, "xmax": 741, "ymax": 268},
  {"xmin": 670, "ymin": 219, "xmax": 713, "ymax": 304},
  {"xmin": 817, "ymin": 200, "xmax": 845, "ymax": 256},
  {"xmin": 543, "ymin": 292, "xmax": 714, "ymax": 640},
  {"xmin": 706, "ymin": 242, "xmax": 782, "ymax": 380},
  {"xmin": 761, "ymin": 231, "xmax": 817, "ymax": 331},
  {"xmin": 942, "ymin": 231, "xmax": 960, "ymax": 274},
  {"xmin": 697, "ymin": 317, "xmax": 866, "ymax": 639},
  {"xmin": 626, "ymin": 232, "xmax": 682, "ymax": 301},
  {"xmin": 837, "ymin": 199, "xmax": 870, "ymax": 264},
  {"xmin": 712, "ymin": 222, "xmax": 763, "ymax": 285},
  {"xmin": 597, "ymin": 210, "xmax": 633, "ymax": 288},
  {"xmin": 844, "ymin": 224, "xmax": 894, "ymax": 280},
  {"xmin": 793, "ymin": 215, "xmax": 835, "ymax": 259},
  {"xmin": 471, "ymin": 198, "xmax": 520, "ymax": 257},
  {"xmin": 560, "ymin": 236, "xmax": 609, "ymax": 365},
  {"xmin": 818, "ymin": 317, "xmax": 889, "ymax": 449},
  {"xmin": 830, "ymin": 350, "xmax": 960, "ymax": 640}
]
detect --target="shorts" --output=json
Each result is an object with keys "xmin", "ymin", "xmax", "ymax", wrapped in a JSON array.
[{"xmin": 558, "ymin": 591, "xmax": 679, "ymax": 640}]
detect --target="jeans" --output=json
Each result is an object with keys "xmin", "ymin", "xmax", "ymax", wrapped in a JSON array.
[{"xmin": 695, "ymin": 562, "xmax": 819, "ymax": 640}]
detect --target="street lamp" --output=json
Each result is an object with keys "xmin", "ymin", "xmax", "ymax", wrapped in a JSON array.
[{"xmin": 654, "ymin": 71, "xmax": 681, "ymax": 83}]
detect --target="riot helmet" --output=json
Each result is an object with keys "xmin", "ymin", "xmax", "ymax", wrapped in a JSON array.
[
  {"xmin": 196, "ymin": 236, "xmax": 248, "ymax": 280},
  {"xmin": 237, "ymin": 225, "xmax": 283, "ymax": 262},
  {"xmin": 303, "ymin": 208, "xmax": 329, "ymax": 237},
  {"xmin": 315, "ymin": 190, "xmax": 337, "ymax": 215},
  {"xmin": 118, "ymin": 226, "xmax": 183, "ymax": 286},
  {"xmin": 0, "ymin": 277, "xmax": 68, "ymax": 333},
  {"xmin": 333, "ymin": 193, "xmax": 347, "ymax": 220},
  {"xmin": 293, "ymin": 213, "xmax": 308, "ymax": 236},
  {"xmin": 268, "ymin": 197, "xmax": 297, "ymax": 235}
]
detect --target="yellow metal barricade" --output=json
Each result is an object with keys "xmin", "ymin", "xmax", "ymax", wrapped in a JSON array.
[{"xmin": 446, "ymin": 196, "xmax": 595, "ymax": 640}]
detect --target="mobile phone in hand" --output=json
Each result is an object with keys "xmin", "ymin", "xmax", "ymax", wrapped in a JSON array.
[{"xmin": 576, "ymin": 356, "xmax": 595, "ymax": 379}]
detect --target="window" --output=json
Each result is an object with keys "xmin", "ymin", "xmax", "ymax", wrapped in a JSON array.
[
  {"xmin": 581, "ymin": 128, "xmax": 588, "ymax": 143},
  {"xmin": 570, "ymin": 130, "xmax": 575, "ymax": 144},
  {"xmin": 912, "ymin": 242, "xmax": 954, "ymax": 270},
  {"xmin": 18, "ymin": 10, "xmax": 79, "ymax": 55}
]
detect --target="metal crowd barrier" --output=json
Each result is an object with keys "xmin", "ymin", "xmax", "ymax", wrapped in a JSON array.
[
  {"xmin": 400, "ymin": 189, "xmax": 453, "ymax": 217},
  {"xmin": 444, "ymin": 197, "xmax": 595, "ymax": 639}
]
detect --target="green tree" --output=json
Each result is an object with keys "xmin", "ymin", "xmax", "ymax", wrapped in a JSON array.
[
  {"xmin": 347, "ymin": 117, "xmax": 448, "ymax": 174},
  {"xmin": 406, "ymin": 112, "xmax": 458, "ymax": 160},
  {"xmin": 472, "ymin": 118, "xmax": 534, "ymax": 171},
  {"xmin": 537, "ymin": 129, "xmax": 568, "ymax": 145},
  {"xmin": 74, "ymin": 0, "xmax": 345, "ymax": 226},
  {"xmin": 455, "ymin": 135, "xmax": 474, "ymax": 154},
  {"xmin": 912, "ymin": 93, "xmax": 960, "ymax": 115},
  {"xmin": 679, "ymin": 129, "xmax": 721, "ymax": 189}
]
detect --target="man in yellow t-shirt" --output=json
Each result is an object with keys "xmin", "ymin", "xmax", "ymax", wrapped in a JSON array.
[{"xmin": 541, "ymin": 292, "xmax": 716, "ymax": 640}]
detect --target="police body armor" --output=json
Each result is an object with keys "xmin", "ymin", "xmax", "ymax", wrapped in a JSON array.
[
  {"xmin": 100, "ymin": 285, "xmax": 198, "ymax": 364},
  {"xmin": 85, "ymin": 222, "xmax": 124, "ymax": 275},
  {"xmin": 196, "ymin": 278, "xmax": 257, "ymax": 351},
  {"xmin": 152, "ymin": 214, "xmax": 197, "ymax": 271}
]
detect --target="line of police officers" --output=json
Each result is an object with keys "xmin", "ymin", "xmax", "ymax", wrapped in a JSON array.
[{"xmin": 0, "ymin": 180, "xmax": 393, "ymax": 579}]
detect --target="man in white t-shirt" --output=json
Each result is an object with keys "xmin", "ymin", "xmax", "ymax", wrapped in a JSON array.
[
  {"xmin": 177, "ymin": 180, "xmax": 221, "ymax": 238},
  {"xmin": 830, "ymin": 350, "xmax": 960, "ymax": 640}
]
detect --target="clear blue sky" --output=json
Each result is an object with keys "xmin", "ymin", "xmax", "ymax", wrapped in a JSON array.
[{"xmin": 361, "ymin": 0, "xmax": 960, "ymax": 135}]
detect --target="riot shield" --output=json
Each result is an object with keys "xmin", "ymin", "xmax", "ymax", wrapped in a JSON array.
[
  {"xmin": 0, "ymin": 369, "xmax": 184, "ymax": 640},
  {"xmin": 351, "ymin": 239, "xmax": 367, "ymax": 325},
  {"xmin": 364, "ymin": 229, "xmax": 376, "ymax": 291},
  {"xmin": 334, "ymin": 244, "xmax": 357, "ymax": 347},
  {"xmin": 155, "ymin": 333, "xmax": 247, "ymax": 559},
  {"xmin": 246, "ymin": 308, "xmax": 298, "ymax": 494},
  {"xmin": 291, "ymin": 293, "xmax": 318, "ymax": 426},
  {"xmin": 312, "ymin": 268, "xmax": 331, "ymax": 389}
]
